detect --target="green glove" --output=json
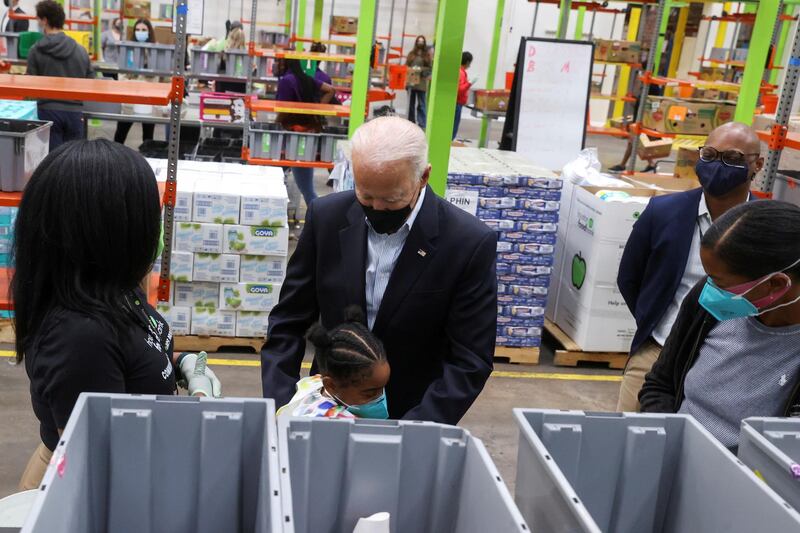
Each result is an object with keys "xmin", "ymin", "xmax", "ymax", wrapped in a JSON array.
[{"xmin": 178, "ymin": 352, "xmax": 222, "ymax": 397}]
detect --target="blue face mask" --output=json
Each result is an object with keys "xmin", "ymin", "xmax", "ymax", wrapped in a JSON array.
[
  {"xmin": 699, "ymin": 279, "xmax": 761, "ymax": 321},
  {"xmin": 135, "ymin": 30, "xmax": 150, "ymax": 42},
  {"xmin": 695, "ymin": 159, "xmax": 750, "ymax": 197},
  {"xmin": 333, "ymin": 391, "xmax": 389, "ymax": 419}
]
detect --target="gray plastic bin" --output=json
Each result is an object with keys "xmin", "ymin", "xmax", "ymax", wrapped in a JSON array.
[
  {"xmin": 0, "ymin": 32, "xmax": 20, "ymax": 60},
  {"xmin": 279, "ymin": 418, "xmax": 528, "ymax": 533},
  {"xmin": 514, "ymin": 409, "xmax": 800, "ymax": 533},
  {"xmin": 21, "ymin": 393, "xmax": 283, "ymax": 533},
  {"xmin": 319, "ymin": 127, "xmax": 348, "ymax": 162},
  {"xmin": 250, "ymin": 123, "xmax": 285, "ymax": 160},
  {"xmin": 225, "ymin": 50, "xmax": 251, "ymax": 78},
  {"xmin": 191, "ymin": 49, "xmax": 221, "ymax": 75},
  {"xmin": 118, "ymin": 42, "xmax": 174, "ymax": 73},
  {"xmin": 285, "ymin": 132, "xmax": 318, "ymax": 162},
  {"xmin": 256, "ymin": 56, "xmax": 275, "ymax": 80},
  {"xmin": 772, "ymin": 171, "xmax": 800, "ymax": 207},
  {"xmin": 0, "ymin": 119, "xmax": 50, "ymax": 192},
  {"xmin": 739, "ymin": 417, "xmax": 800, "ymax": 513}
]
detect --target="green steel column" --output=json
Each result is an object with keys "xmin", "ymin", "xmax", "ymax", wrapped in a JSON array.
[
  {"xmin": 297, "ymin": 0, "xmax": 308, "ymax": 51},
  {"xmin": 557, "ymin": 0, "xmax": 572, "ymax": 39},
  {"xmin": 479, "ymin": 0, "xmax": 506, "ymax": 148},
  {"xmin": 312, "ymin": 0, "xmax": 324, "ymax": 40},
  {"xmin": 426, "ymin": 0, "xmax": 469, "ymax": 196},
  {"xmin": 94, "ymin": 0, "xmax": 102, "ymax": 60},
  {"xmin": 348, "ymin": 0, "xmax": 377, "ymax": 136},
  {"xmin": 286, "ymin": 0, "xmax": 293, "ymax": 30},
  {"xmin": 771, "ymin": 5, "xmax": 795, "ymax": 84},
  {"xmin": 734, "ymin": 0, "xmax": 781, "ymax": 124},
  {"xmin": 652, "ymin": 0, "xmax": 672, "ymax": 76},
  {"xmin": 574, "ymin": 6, "xmax": 586, "ymax": 40}
]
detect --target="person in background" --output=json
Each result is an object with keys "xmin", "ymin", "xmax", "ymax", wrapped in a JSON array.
[
  {"xmin": 616, "ymin": 122, "xmax": 762, "ymax": 412},
  {"xmin": 640, "ymin": 201, "xmax": 800, "ymax": 450},
  {"xmin": 100, "ymin": 17, "xmax": 123, "ymax": 65},
  {"xmin": 26, "ymin": 1, "xmax": 93, "ymax": 150},
  {"xmin": 275, "ymin": 57, "xmax": 335, "ymax": 208},
  {"xmin": 13, "ymin": 139, "xmax": 222, "ymax": 490},
  {"xmin": 114, "ymin": 17, "xmax": 156, "ymax": 145},
  {"xmin": 309, "ymin": 41, "xmax": 333, "ymax": 86},
  {"xmin": 405, "ymin": 35, "xmax": 432, "ymax": 128},
  {"xmin": 3, "ymin": 0, "xmax": 29, "ymax": 33},
  {"xmin": 277, "ymin": 307, "xmax": 390, "ymax": 419},
  {"xmin": 261, "ymin": 116, "xmax": 497, "ymax": 425},
  {"xmin": 453, "ymin": 51, "xmax": 474, "ymax": 140},
  {"xmin": 215, "ymin": 22, "xmax": 247, "ymax": 94}
]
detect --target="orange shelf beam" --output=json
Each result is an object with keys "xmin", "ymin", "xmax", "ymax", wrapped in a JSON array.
[
  {"xmin": 0, "ymin": 74, "xmax": 174, "ymax": 105},
  {"xmin": 246, "ymin": 157, "xmax": 334, "ymax": 169},
  {"xmin": 8, "ymin": 10, "xmax": 98, "ymax": 25},
  {"xmin": 0, "ymin": 193, "xmax": 22, "ymax": 207},
  {"xmin": 757, "ymin": 129, "xmax": 800, "ymax": 151},
  {"xmin": 590, "ymin": 94, "xmax": 637, "ymax": 102},
  {"xmin": 255, "ymin": 49, "xmax": 355, "ymax": 64},
  {"xmin": 699, "ymin": 57, "xmax": 784, "ymax": 70},
  {"xmin": 595, "ymin": 60, "xmax": 643, "ymax": 68},
  {"xmin": 587, "ymin": 125, "xmax": 629, "ymax": 138},
  {"xmin": 249, "ymin": 98, "xmax": 352, "ymax": 117}
]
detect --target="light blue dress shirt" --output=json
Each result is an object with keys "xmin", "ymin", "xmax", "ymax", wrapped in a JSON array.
[{"xmin": 365, "ymin": 187, "xmax": 426, "ymax": 329}]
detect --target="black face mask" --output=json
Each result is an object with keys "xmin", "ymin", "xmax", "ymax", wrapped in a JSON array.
[{"xmin": 361, "ymin": 203, "xmax": 413, "ymax": 234}]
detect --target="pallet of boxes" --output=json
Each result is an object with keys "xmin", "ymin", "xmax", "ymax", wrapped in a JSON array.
[
  {"xmin": 147, "ymin": 160, "xmax": 288, "ymax": 353},
  {"xmin": 447, "ymin": 148, "xmax": 562, "ymax": 365}
]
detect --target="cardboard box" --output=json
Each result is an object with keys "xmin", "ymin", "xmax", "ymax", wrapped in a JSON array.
[
  {"xmin": 238, "ymin": 181, "xmax": 289, "ymax": 227},
  {"xmin": 193, "ymin": 178, "xmax": 240, "ymax": 224},
  {"xmin": 156, "ymin": 304, "xmax": 191, "ymax": 336},
  {"xmin": 223, "ymin": 225, "xmax": 289, "ymax": 256},
  {"xmin": 123, "ymin": 0, "xmax": 150, "ymax": 18},
  {"xmin": 594, "ymin": 39, "xmax": 641, "ymax": 64},
  {"xmin": 474, "ymin": 90, "xmax": 510, "ymax": 113},
  {"xmin": 156, "ymin": 251, "xmax": 193, "ymax": 282},
  {"xmin": 331, "ymin": 16, "xmax": 358, "ymax": 34},
  {"xmin": 174, "ymin": 223, "xmax": 223, "ymax": 254},
  {"xmin": 191, "ymin": 308, "xmax": 236, "ymax": 337},
  {"xmin": 153, "ymin": 26, "xmax": 175, "ymax": 45},
  {"xmin": 174, "ymin": 281, "xmax": 219, "ymax": 310},
  {"xmin": 642, "ymin": 97, "xmax": 736, "ymax": 135},
  {"xmin": 219, "ymin": 283, "xmax": 281, "ymax": 312},
  {"xmin": 240, "ymin": 254, "xmax": 287, "ymax": 284},
  {"xmin": 236, "ymin": 311, "xmax": 269, "ymax": 338},
  {"xmin": 192, "ymin": 253, "xmax": 239, "ymax": 283},
  {"xmin": 636, "ymin": 134, "xmax": 673, "ymax": 160},
  {"xmin": 674, "ymin": 147, "xmax": 700, "ymax": 181}
]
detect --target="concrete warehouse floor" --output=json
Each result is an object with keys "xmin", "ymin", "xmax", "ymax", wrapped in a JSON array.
[{"xmin": 0, "ymin": 111, "xmax": 633, "ymax": 498}]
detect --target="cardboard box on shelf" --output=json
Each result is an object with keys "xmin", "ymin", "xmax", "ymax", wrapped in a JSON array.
[
  {"xmin": 331, "ymin": 16, "xmax": 358, "ymax": 34},
  {"xmin": 223, "ymin": 225, "xmax": 289, "ymax": 256},
  {"xmin": 152, "ymin": 250, "xmax": 193, "ymax": 282},
  {"xmin": 674, "ymin": 147, "xmax": 700, "ymax": 181},
  {"xmin": 239, "ymin": 181, "xmax": 289, "ymax": 227},
  {"xmin": 219, "ymin": 283, "xmax": 281, "ymax": 312},
  {"xmin": 642, "ymin": 97, "xmax": 736, "ymax": 135},
  {"xmin": 474, "ymin": 90, "xmax": 510, "ymax": 113},
  {"xmin": 594, "ymin": 39, "xmax": 641, "ymax": 64},
  {"xmin": 636, "ymin": 134, "xmax": 673, "ymax": 160},
  {"xmin": 190, "ymin": 308, "xmax": 236, "ymax": 337},
  {"xmin": 239, "ymin": 254, "xmax": 287, "ymax": 284},
  {"xmin": 193, "ymin": 253, "xmax": 240, "ymax": 283},
  {"xmin": 156, "ymin": 304, "xmax": 191, "ymax": 336},
  {"xmin": 193, "ymin": 179, "xmax": 240, "ymax": 224},
  {"xmin": 174, "ymin": 281, "xmax": 219, "ymax": 310},
  {"xmin": 123, "ymin": 0, "xmax": 150, "ymax": 18},
  {"xmin": 174, "ymin": 222, "xmax": 223, "ymax": 254},
  {"xmin": 236, "ymin": 311, "xmax": 269, "ymax": 338}
]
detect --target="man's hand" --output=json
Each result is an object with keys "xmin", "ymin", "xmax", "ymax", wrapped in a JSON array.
[{"xmin": 178, "ymin": 352, "xmax": 222, "ymax": 397}]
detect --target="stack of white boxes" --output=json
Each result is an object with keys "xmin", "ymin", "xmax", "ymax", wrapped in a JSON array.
[
  {"xmin": 148, "ymin": 160, "xmax": 289, "ymax": 338},
  {"xmin": 447, "ymin": 148, "xmax": 562, "ymax": 350}
]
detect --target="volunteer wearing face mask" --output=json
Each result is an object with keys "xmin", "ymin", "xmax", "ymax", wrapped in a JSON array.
[
  {"xmin": 261, "ymin": 116, "xmax": 497, "ymax": 425},
  {"xmin": 405, "ymin": 35, "xmax": 432, "ymax": 128},
  {"xmin": 616, "ymin": 122, "xmax": 763, "ymax": 412},
  {"xmin": 100, "ymin": 17, "xmax": 123, "ymax": 66},
  {"xmin": 114, "ymin": 18, "xmax": 156, "ymax": 145},
  {"xmin": 14, "ymin": 139, "xmax": 222, "ymax": 490},
  {"xmin": 640, "ymin": 201, "xmax": 800, "ymax": 449}
]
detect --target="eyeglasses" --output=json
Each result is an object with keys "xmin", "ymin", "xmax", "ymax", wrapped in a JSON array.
[{"xmin": 699, "ymin": 146, "xmax": 760, "ymax": 168}]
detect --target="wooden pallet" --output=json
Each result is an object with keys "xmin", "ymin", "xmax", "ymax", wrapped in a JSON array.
[
  {"xmin": 544, "ymin": 319, "xmax": 628, "ymax": 370},
  {"xmin": 173, "ymin": 335, "xmax": 263, "ymax": 354},
  {"xmin": 0, "ymin": 319, "xmax": 13, "ymax": 345},
  {"xmin": 494, "ymin": 346, "xmax": 540, "ymax": 365}
]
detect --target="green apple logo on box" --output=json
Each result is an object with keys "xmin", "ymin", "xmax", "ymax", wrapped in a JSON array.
[{"xmin": 572, "ymin": 252, "xmax": 586, "ymax": 290}]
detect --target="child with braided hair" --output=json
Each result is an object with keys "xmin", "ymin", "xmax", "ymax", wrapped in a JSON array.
[{"xmin": 277, "ymin": 306, "xmax": 391, "ymax": 419}]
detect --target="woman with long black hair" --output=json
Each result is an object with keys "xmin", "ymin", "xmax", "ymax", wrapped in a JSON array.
[
  {"xmin": 641, "ymin": 201, "xmax": 800, "ymax": 449},
  {"xmin": 275, "ymin": 57, "xmax": 335, "ymax": 208},
  {"xmin": 13, "ymin": 139, "xmax": 221, "ymax": 489}
]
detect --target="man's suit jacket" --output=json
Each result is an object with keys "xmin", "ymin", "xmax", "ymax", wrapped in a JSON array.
[
  {"xmin": 261, "ymin": 186, "xmax": 498, "ymax": 424},
  {"xmin": 617, "ymin": 188, "xmax": 704, "ymax": 354}
]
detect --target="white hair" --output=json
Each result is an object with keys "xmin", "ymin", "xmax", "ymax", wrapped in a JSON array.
[{"xmin": 350, "ymin": 116, "xmax": 429, "ymax": 181}]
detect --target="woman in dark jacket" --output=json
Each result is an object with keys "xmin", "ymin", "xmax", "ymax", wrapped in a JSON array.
[{"xmin": 640, "ymin": 201, "xmax": 800, "ymax": 449}]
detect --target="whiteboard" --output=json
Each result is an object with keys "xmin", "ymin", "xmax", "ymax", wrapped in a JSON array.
[{"xmin": 513, "ymin": 38, "xmax": 594, "ymax": 171}]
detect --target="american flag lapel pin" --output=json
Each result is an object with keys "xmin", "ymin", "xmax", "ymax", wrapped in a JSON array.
[{"xmin": 417, "ymin": 249, "xmax": 427, "ymax": 257}]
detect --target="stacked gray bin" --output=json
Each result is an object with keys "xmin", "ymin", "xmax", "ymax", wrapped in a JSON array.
[
  {"xmin": 772, "ymin": 171, "xmax": 800, "ymax": 207},
  {"xmin": 0, "ymin": 119, "xmax": 50, "ymax": 192},
  {"xmin": 739, "ymin": 417, "xmax": 800, "ymax": 513},
  {"xmin": 256, "ymin": 56, "xmax": 275, "ymax": 80},
  {"xmin": 21, "ymin": 393, "xmax": 283, "ymax": 533},
  {"xmin": 285, "ymin": 132, "xmax": 319, "ymax": 162},
  {"xmin": 278, "ymin": 418, "xmax": 528, "ymax": 533},
  {"xmin": 118, "ymin": 41, "xmax": 174, "ymax": 73},
  {"xmin": 319, "ymin": 127, "xmax": 348, "ymax": 162},
  {"xmin": 0, "ymin": 32, "xmax": 20, "ymax": 60},
  {"xmin": 514, "ymin": 409, "xmax": 800, "ymax": 533},
  {"xmin": 250, "ymin": 122, "xmax": 285, "ymax": 160},
  {"xmin": 225, "ymin": 50, "xmax": 250, "ymax": 78},
  {"xmin": 191, "ymin": 49, "xmax": 221, "ymax": 75}
]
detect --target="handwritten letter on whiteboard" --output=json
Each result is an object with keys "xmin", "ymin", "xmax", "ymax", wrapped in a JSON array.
[{"xmin": 513, "ymin": 38, "xmax": 594, "ymax": 171}]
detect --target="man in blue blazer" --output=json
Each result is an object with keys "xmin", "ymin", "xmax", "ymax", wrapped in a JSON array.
[
  {"xmin": 616, "ymin": 122, "xmax": 763, "ymax": 411},
  {"xmin": 260, "ymin": 116, "xmax": 497, "ymax": 424}
]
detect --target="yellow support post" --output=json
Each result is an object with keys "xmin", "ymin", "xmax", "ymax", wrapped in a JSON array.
[
  {"xmin": 665, "ymin": 6, "xmax": 690, "ymax": 97},
  {"xmin": 714, "ymin": 2, "xmax": 732, "ymax": 49},
  {"xmin": 612, "ymin": 7, "xmax": 641, "ymax": 118}
]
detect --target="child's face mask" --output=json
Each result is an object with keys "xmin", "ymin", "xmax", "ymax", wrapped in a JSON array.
[{"xmin": 332, "ymin": 390, "xmax": 389, "ymax": 419}]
